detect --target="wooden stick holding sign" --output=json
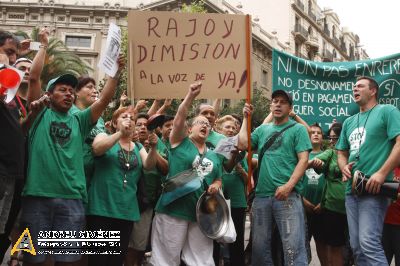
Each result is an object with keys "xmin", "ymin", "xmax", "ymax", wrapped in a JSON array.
[{"xmin": 245, "ymin": 15, "xmax": 253, "ymax": 195}]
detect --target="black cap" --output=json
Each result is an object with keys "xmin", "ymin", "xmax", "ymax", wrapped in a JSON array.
[{"xmin": 272, "ymin": 90, "xmax": 293, "ymax": 105}]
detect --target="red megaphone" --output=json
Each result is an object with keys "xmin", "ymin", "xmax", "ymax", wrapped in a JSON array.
[{"xmin": 0, "ymin": 68, "xmax": 21, "ymax": 95}]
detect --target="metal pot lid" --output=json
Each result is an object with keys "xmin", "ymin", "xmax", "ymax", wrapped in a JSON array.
[{"xmin": 196, "ymin": 191, "xmax": 230, "ymax": 239}]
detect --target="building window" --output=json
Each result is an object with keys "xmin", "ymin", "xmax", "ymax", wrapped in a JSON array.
[
  {"xmin": 31, "ymin": 14, "xmax": 39, "ymax": 20},
  {"xmin": 57, "ymin": 16, "xmax": 65, "ymax": 22},
  {"xmin": 71, "ymin": 16, "xmax": 89, "ymax": 23},
  {"xmin": 65, "ymin": 35, "xmax": 92, "ymax": 48},
  {"xmin": 261, "ymin": 69, "xmax": 268, "ymax": 87},
  {"xmin": 8, "ymin": 13, "xmax": 25, "ymax": 20}
]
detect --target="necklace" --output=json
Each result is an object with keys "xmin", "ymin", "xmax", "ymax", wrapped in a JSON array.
[
  {"xmin": 355, "ymin": 104, "xmax": 377, "ymax": 161},
  {"xmin": 119, "ymin": 141, "xmax": 131, "ymax": 189}
]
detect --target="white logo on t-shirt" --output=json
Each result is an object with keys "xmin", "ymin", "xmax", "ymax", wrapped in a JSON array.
[
  {"xmin": 305, "ymin": 168, "xmax": 321, "ymax": 185},
  {"xmin": 349, "ymin": 127, "xmax": 366, "ymax": 154},
  {"xmin": 193, "ymin": 156, "xmax": 213, "ymax": 177}
]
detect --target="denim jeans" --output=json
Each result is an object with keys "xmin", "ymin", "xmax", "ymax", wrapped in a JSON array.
[
  {"xmin": 252, "ymin": 193, "xmax": 308, "ymax": 266},
  {"xmin": 345, "ymin": 194, "xmax": 390, "ymax": 266}
]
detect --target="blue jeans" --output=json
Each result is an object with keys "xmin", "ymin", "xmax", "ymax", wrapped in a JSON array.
[
  {"xmin": 252, "ymin": 193, "xmax": 307, "ymax": 266},
  {"xmin": 345, "ymin": 194, "xmax": 390, "ymax": 266}
]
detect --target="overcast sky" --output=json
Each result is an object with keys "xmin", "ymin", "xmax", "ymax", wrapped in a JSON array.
[
  {"xmin": 236, "ymin": 0, "xmax": 399, "ymax": 59},
  {"xmin": 316, "ymin": 0, "xmax": 399, "ymax": 59}
]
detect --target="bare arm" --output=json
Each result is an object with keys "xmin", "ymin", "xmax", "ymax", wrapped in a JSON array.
[
  {"xmin": 147, "ymin": 99, "xmax": 161, "ymax": 116},
  {"xmin": 237, "ymin": 103, "xmax": 253, "ymax": 150},
  {"xmin": 337, "ymin": 150, "xmax": 352, "ymax": 181},
  {"xmin": 20, "ymin": 94, "xmax": 49, "ymax": 134},
  {"xmin": 92, "ymin": 132, "xmax": 122, "ymax": 156},
  {"xmin": 212, "ymin": 99, "xmax": 221, "ymax": 118},
  {"xmin": 27, "ymin": 28, "xmax": 49, "ymax": 105},
  {"xmin": 90, "ymin": 57, "xmax": 125, "ymax": 124},
  {"xmin": 262, "ymin": 112, "xmax": 273, "ymax": 124},
  {"xmin": 275, "ymin": 150, "xmax": 309, "ymax": 200},
  {"xmin": 156, "ymin": 155, "xmax": 169, "ymax": 176},
  {"xmin": 169, "ymin": 82, "xmax": 202, "ymax": 147},
  {"xmin": 141, "ymin": 132, "xmax": 159, "ymax": 170},
  {"xmin": 290, "ymin": 112, "xmax": 311, "ymax": 133},
  {"xmin": 366, "ymin": 135, "xmax": 400, "ymax": 194},
  {"xmin": 156, "ymin": 99, "xmax": 172, "ymax": 115}
]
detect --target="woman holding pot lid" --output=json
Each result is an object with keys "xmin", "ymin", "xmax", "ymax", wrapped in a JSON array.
[{"xmin": 150, "ymin": 82, "xmax": 223, "ymax": 266}]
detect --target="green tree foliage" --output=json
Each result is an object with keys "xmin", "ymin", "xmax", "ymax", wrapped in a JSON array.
[
  {"xmin": 219, "ymin": 86, "xmax": 270, "ymax": 129},
  {"xmin": 16, "ymin": 28, "xmax": 91, "ymax": 85}
]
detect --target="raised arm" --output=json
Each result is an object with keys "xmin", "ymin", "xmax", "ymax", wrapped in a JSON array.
[
  {"xmin": 147, "ymin": 99, "xmax": 161, "ymax": 116},
  {"xmin": 90, "ymin": 56, "xmax": 125, "ymax": 124},
  {"xmin": 237, "ymin": 103, "xmax": 253, "ymax": 150},
  {"xmin": 156, "ymin": 99, "xmax": 172, "ymax": 115},
  {"xmin": 169, "ymin": 82, "xmax": 202, "ymax": 147},
  {"xmin": 27, "ymin": 28, "xmax": 49, "ymax": 105},
  {"xmin": 212, "ymin": 98, "xmax": 221, "ymax": 118},
  {"xmin": 290, "ymin": 111, "xmax": 311, "ymax": 133}
]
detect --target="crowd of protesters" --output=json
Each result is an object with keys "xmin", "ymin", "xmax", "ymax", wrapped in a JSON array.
[{"xmin": 1, "ymin": 27, "xmax": 400, "ymax": 266}]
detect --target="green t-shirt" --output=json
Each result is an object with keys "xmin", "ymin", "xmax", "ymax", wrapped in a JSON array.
[
  {"xmin": 143, "ymin": 137, "xmax": 169, "ymax": 206},
  {"xmin": 206, "ymin": 130, "xmax": 225, "ymax": 150},
  {"xmin": 302, "ymin": 151, "xmax": 325, "ymax": 205},
  {"xmin": 251, "ymin": 120, "xmax": 312, "ymax": 197},
  {"xmin": 70, "ymin": 105, "xmax": 105, "ymax": 181},
  {"xmin": 87, "ymin": 142, "xmax": 143, "ymax": 221},
  {"xmin": 23, "ymin": 107, "xmax": 93, "ymax": 200},
  {"xmin": 336, "ymin": 104, "xmax": 400, "ymax": 194},
  {"xmin": 155, "ymin": 137, "xmax": 223, "ymax": 222},
  {"xmin": 223, "ymin": 159, "xmax": 248, "ymax": 208},
  {"xmin": 315, "ymin": 149, "xmax": 346, "ymax": 214}
]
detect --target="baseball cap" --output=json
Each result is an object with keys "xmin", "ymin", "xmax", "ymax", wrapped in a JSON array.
[
  {"xmin": 45, "ymin": 73, "xmax": 78, "ymax": 92},
  {"xmin": 272, "ymin": 90, "xmax": 293, "ymax": 105}
]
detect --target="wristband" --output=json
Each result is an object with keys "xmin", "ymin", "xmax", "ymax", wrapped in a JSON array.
[{"xmin": 39, "ymin": 44, "xmax": 48, "ymax": 49}]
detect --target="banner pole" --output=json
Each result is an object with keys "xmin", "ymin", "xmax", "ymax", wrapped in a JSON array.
[{"xmin": 245, "ymin": 14, "xmax": 252, "ymax": 195}]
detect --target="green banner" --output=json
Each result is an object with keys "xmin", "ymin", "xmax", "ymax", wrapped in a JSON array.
[{"xmin": 272, "ymin": 49, "xmax": 400, "ymax": 131}]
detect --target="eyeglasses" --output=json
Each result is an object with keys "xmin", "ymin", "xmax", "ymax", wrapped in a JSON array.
[{"xmin": 192, "ymin": 120, "xmax": 211, "ymax": 128}]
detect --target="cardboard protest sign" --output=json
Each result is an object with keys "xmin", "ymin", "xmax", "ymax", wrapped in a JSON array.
[
  {"xmin": 273, "ymin": 50, "xmax": 400, "ymax": 131},
  {"xmin": 128, "ymin": 11, "xmax": 250, "ymax": 99}
]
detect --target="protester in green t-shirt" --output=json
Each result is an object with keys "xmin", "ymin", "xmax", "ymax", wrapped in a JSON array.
[
  {"xmin": 87, "ymin": 107, "xmax": 159, "ymax": 266},
  {"xmin": 309, "ymin": 123, "xmax": 347, "ymax": 266},
  {"xmin": 238, "ymin": 90, "xmax": 311, "ymax": 265},
  {"xmin": 70, "ymin": 75, "xmax": 105, "ymax": 182},
  {"xmin": 20, "ymin": 57, "xmax": 125, "ymax": 264},
  {"xmin": 336, "ymin": 76, "xmax": 400, "ymax": 265},
  {"xmin": 215, "ymin": 114, "xmax": 247, "ymax": 266},
  {"xmin": 126, "ymin": 113, "xmax": 170, "ymax": 266},
  {"xmin": 150, "ymin": 82, "xmax": 223, "ymax": 266},
  {"xmin": 302, "ymin": 123, "xmax": 325, "ymax": 265}
]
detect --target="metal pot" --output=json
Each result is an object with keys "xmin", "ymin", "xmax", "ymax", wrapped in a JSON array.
[{"xmin": 196, "ymin": 190, "xmax": 230, "ymax": 239}]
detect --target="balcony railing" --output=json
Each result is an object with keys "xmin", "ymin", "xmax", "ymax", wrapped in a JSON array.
[
  {"xmin": 294, "ymin": 23, "xmax": 308, "ymax": 42},
  {"xmin": 306, "ymin": 36, "xmax": 319, "ymax": 50},
  {"xmin": 333, "ymin": 37, "xmax": 341, "ymax": 47},
  {"xmin": 295, "ymin": 0, "xmax": 304, "ymax": 11}
]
